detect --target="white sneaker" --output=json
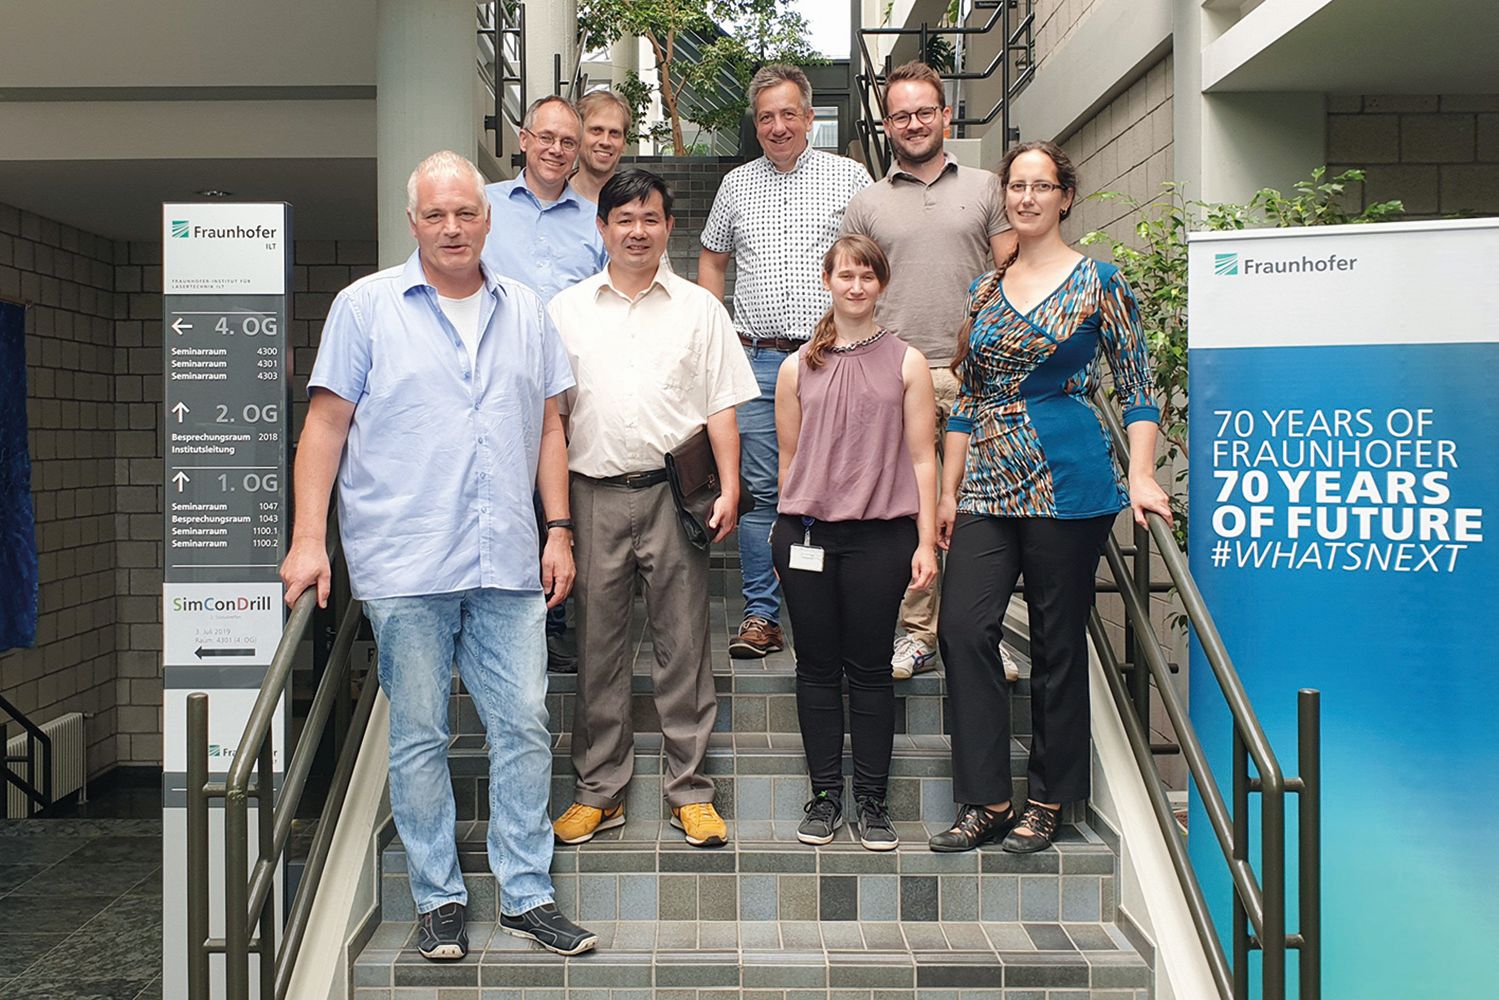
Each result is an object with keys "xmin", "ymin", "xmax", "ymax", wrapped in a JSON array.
[
  {"xmin": 999, "ymin": 642, "xmax": 1021, "ymax": 682},
  {"xmin": 891, "ymin": 633, "xmax": 937, "ymax": 680}
]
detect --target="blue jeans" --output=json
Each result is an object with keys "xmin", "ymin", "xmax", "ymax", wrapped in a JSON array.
[
  {"xmin": 737, "ymin": 345, "xmax": 789, "ymax": 623},
  {"xmin": 364, "ymin": 588, "xmax": 555, "ymax": 917}
]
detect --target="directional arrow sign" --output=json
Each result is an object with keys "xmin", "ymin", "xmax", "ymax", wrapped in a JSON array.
[
  {"xmin": 172, "ymin": 471, "xmax": 190, "ymax": 492},
  {"xmin": 195, "ymin": 646, "xmax": 256, "ymax": 658},
  {"xmin": 171, "ymin": 401, "xmax": 190, "ymax": 423},
  {"xmin": 171, "ymin": 317, "xmax": 193, "ymax": 335}
]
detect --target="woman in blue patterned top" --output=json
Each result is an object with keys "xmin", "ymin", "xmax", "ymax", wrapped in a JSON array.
[{"xmin": 928, "ymin": 140, "xmax": 1172, "ymax": 854}]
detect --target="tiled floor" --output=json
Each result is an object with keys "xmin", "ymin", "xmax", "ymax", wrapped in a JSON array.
[{"xmin": 0, "ymin": 816, "xmax": 163, "ymax": 999}]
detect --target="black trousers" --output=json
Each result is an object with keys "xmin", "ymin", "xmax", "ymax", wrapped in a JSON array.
[
  {"xmin": 938, "ymin": 512, "xmax": 1114, "ymax": 806},
  {"xmin": 771, "ymin": 515, "xmax": 917, "ymax": 801}
]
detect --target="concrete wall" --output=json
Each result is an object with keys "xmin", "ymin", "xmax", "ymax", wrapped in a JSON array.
[
  {"xmin": 0, "ymin": 199, "xmax": 378, "ymax": 777},
  {"xmin": 1033, "ymin": 0, "xmax": 1104, "ymax": 72},
  {"xmin": 1327, "ymin": 94, "xmax": 1499, "ymax": 218}
]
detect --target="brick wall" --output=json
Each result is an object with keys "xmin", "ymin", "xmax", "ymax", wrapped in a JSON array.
[
  {"xmin": 1061, "ymin": 54, "xmax": 1174, "ymax": 248},
  {"xmin": 1327, "ymin": 95, "xmax": 1499, "ymax": 217},
  {"xmin": 0, "ymin": 202, "xmax": 122, "ymax": 778},
  {"xmin": 1033, "ymin": 0, "xmax": 1103, "ymax": 73}
]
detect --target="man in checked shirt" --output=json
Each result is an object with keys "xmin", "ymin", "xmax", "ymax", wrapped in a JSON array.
[{"xmin": 697, "ymin": 63, "xmax": 872, "ymax": 659}]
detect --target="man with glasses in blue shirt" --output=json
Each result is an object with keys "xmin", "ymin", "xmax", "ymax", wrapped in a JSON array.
[
  {"xmin": 484, "ymin": 95, "xmax": 609, "ymax": 672},
  {"xmin": 483, "ymin": 95, "xmax": 608, "ymax": 302},
  {"xmin": 283, "ymin": 150, "xmax": 596, "ymax": 961}
]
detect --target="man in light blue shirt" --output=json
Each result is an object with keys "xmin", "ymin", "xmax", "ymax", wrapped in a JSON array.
[
  {"xmin": 482, "ymin": 95, "xmax": 607, "ymax": 303},
  {"xmin": 280, "ymin": 150, "xmax": 596, "ymax": 960}
]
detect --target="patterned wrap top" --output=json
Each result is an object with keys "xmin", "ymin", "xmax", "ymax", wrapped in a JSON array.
[{"xmin": 946, "ymin": 257, "xmax": 1159, "ymax": 519}]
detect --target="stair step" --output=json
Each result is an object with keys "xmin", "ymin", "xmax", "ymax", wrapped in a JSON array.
[
  {"xmin": 351, "ymin": 917, "xmax": 1150, "ymax": 997},
  {"xmin": 444, "ymin": 731, "xmax": 1044, "ymax": 824},
  {"xmin": 378, "ymin": 822, "xmax": 1116, "ymax": 925},
  {"xmin": 451, "ymin": 660, "xmax": 1033, "ymax": 740}
]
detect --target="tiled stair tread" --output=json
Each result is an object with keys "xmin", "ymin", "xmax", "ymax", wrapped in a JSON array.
[
  {"xmin": 450, "ymin": 731, "xmax": 965, "ymax": 756},
  {"xmin": 353, "ymin": 919, "xmax": 1150, "ymax": 991},
  {"xmin": 383, "ymin": 819, "xmax": 1112, "ymax": 872}
]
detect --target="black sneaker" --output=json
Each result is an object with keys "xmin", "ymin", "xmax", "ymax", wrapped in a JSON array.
[
  {"xmin": 856, "ymin": 796, "xmax": 899, "ymax": 852},
  {"xmin": 796, "ymin": 791, "xmax": 844, "ymax": 845},
  {"xmin": 546, "ymin": 632, "xmax": 577, "ymax": 673},
  {"xmin": 417, "ymin": 901, "xmax": 468, "ymax": 960},
  {"xmin": 500, "ymin": 902, "xmax": 598, "ymax": 956}
]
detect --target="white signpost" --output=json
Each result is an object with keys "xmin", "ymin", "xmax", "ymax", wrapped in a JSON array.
[{"xmin": 162, "ymin": 203, "xmax": 292, "ymax": 999}]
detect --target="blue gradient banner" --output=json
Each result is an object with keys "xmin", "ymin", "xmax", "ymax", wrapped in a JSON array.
[
  {"xmin": 0, "ymin": 299, "xmax": 37, "ymax": 652},
  {"xmin": 1186, "ymin": 221, "xmax": 1499, "ymax": 999}
]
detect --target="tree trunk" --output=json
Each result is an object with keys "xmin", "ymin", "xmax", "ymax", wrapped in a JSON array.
[{"xmin": 647, "ymin": 33, "xmax": 686, "ymax": 156}]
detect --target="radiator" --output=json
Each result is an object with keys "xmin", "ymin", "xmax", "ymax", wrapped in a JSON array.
[{"xmin": 5, "ymin": 711, "xmax": 86, "ymax": 816}]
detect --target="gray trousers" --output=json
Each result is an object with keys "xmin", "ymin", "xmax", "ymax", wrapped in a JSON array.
[{"xmin": 570, "ymin": 474, "xmax": 717, "ymax": 810}]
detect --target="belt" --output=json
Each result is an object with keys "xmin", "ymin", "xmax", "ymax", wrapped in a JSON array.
[
  {"xmin": 739, "ymin": 333, "xmax": 805, "ymax": 353},
  {"xmin": 589, "ymin": 468, "xmax": 670, "ymax": 489}
]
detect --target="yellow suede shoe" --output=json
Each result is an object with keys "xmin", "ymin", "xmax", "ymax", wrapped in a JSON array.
[
  {"xmin": 670, "ymin": 802, "xmax": 728, "ymax": 848},
  {"xmin": 552, "ymin": 802, "xmax": 625, "ymax": 845}
]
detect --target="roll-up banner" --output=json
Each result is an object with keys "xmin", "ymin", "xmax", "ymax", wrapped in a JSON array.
[{"xmin": 1187, "ymin": 218, "xmax": 1499, "ymax": 998}]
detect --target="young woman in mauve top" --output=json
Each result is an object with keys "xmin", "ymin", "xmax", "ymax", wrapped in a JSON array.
[
  {"xmin": 929, "ymin": 141, "xmax": 1173, "ymax": 854},
  {"xmin": 771, "ymin": 234, "xmax": 939, "ymax": 852}
]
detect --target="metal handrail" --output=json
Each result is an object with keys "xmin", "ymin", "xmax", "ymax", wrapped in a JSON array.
[
  {"xmin": 0, "ymin": 693, "xmax": 54, "ymax": 818},
  {"xmin": 479, "ymin": 0, "xmax": 527, "ymax": 159},
  {"xmin": 854, "ymin": 0, "xmax": 1035, "ymax": 174},
  {"xmin": 186, "ymin": 535, "xmax": 376, "ymax": 1000},
  {"xmin": 1090, "ymin": 393, "xmax": 1321, "ymax": 1000}
]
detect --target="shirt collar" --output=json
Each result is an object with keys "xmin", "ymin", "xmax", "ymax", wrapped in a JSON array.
[
  {"xmin": 509, "ymin": 170, "xmax": 584, "ymax": 210},
  {"xmin": 763, "ymin": 142, "xmax": 817, "ymax": 176},
  {"xmin": 596, "ymin": 259, "xmax": 673, "ymax": 303},
  {"xmin": 398, "ymin": 250, "xmax": 503, "ymax": 297},
  {"xmin": 888, "ymin": 151, "xmax": 959, "ymax": 184}
]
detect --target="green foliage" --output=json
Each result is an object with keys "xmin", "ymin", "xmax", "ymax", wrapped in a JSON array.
[
  {"xmin": 578, "ymin": 0, "xmax": 822, "ymax": 156},
  {"xmin": 1080, "ymin": 168, "xmax": 1403, "ymax": 551}
]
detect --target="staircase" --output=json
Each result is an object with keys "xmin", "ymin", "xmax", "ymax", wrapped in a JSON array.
[{"xmin": 345, "ymin": 589, "xmax": 1152, "ymax": 999}]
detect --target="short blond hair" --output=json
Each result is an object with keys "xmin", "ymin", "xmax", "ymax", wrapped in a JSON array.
[{"xmin": 577, "ymin": 89, "xmax": 633, "ymax": 130}]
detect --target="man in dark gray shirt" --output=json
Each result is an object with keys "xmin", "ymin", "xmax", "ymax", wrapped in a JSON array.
[{"xmin": 841, "ymin": 60, "xmax": 1017, "ymax": 680}]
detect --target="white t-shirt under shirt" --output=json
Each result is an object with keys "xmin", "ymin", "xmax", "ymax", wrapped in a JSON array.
[{"xmin": 438, "ymin": 288, "xmax": 485, "ymax": 367}]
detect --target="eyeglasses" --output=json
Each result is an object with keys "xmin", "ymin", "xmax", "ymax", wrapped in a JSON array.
[
  {"xmin": 524, "ymin": 129, "xmax": 579, "ymax": 153},
  {"xmin": 884, "ymin": 105, "xmax": 942, "ymax": 129},
  {"xmin": 1006, "ymin": 181, "xmax": 1064, "ymax": 194}
]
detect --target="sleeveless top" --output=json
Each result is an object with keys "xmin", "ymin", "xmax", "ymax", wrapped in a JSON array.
[{"xmin": 778, "ymin": 330, "xmax": 920, "ymax": 522}]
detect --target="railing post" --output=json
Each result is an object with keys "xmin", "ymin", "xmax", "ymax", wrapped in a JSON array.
[
  {"xmin": 1128, "ymin": 522, "xmax": 1152, "ymax": 723},
  {"xmin": 1232, "ymin": 730, "xmax": 1249, "ymax": 1000},
  {"xmin": 187, "ymin": 693, "xmax": 211, "ymax": 999},
  {"xmin": 1298, "ymin": 690, "xmax": 1322, "ymax": 1000},
  {"xmin": 257, "ymin": 738, "xmax": 277, "ymax": 999},
  {"xmin": 225, "ymin": 784, "xmax": 250, "ymax": 1000},
  {"xmin": 1261, "ymin": 775, "xmax": 1287, "ymax": 998}
]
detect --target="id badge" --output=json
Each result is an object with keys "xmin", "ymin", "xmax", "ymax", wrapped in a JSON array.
[{"xmin": 788, "ymin": 543, "xmax": 825, "ymax": 572}]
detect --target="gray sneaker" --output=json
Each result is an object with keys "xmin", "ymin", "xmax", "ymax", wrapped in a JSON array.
[
  {"xmin": 417, "ymin": 901, "xmax": 468, "ymax": 960},
  {"xmin": 797, "ymin": 791, "xmax": 844, "ymax": 845},
  {"xmin": 500, "ymin": 902, "xmax": 597, "ymax": 956},
  {"xmin": 856, "ymin": 796, "xmax": 899, "ymax": 851}
]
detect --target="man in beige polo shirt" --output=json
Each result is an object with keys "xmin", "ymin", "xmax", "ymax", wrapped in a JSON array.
[
  {"xmin": 841, "ymin": 60, "xmax": 1019, "ymax": 680},
  {"xmin": 547, "ymin": 169, "xmax": 758, "ymax": 848}
]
